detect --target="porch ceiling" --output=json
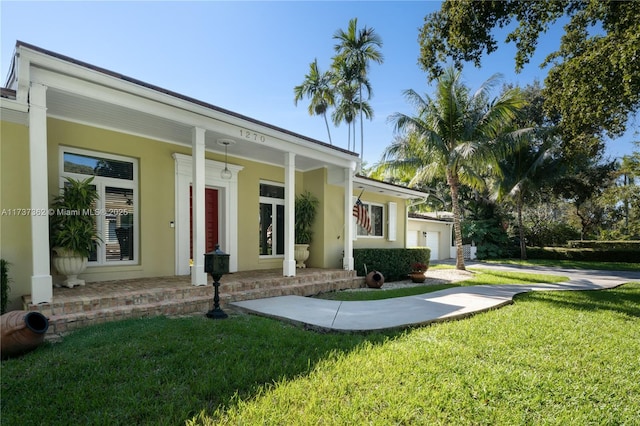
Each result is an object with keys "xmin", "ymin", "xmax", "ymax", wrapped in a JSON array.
[{"xmin": 45, "ymin": 88, "xmax": 343, "ymax": 172}]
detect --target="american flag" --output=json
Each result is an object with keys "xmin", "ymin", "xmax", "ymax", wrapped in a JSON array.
[{"xmin": 352, "ymin": 198, "xmax": 371, "ymax": 234}]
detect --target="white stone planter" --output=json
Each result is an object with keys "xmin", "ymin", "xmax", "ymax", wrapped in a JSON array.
[
  {"xmin": 52, "ymin": 247, "xmax": 88, "ymax": 288},
  {"xmin": 294, "ymin": 244, "xmax": 310, "ymax": 268}
]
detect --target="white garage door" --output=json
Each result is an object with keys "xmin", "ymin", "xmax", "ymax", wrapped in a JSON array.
[{"xmin": 426, "ymin": 231, "xmax": 439, "ymax": 260}]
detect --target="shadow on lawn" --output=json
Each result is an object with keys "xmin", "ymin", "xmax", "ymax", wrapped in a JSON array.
[
  {"xmin": 517, "ymin": 282, "xmax": 640, "ymax": 318},
  {"xmin": 0, "ymin": 313, "xmax": 401, "ymax": 425}
]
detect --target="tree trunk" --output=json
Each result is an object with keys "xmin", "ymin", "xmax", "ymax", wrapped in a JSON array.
[
  {"xmin": 447, "ymin": 171, "xmax": 466, "ymax": 270},
  {"xmin": 359, "ymin": 84, "xmax": 364, "ymax": 159},
  {"xmin": 517, "ymin": 196, "xmax": 527, "ymax": 260},
  {"xmin": 322, "ymin": 112, "xmax": 332, "ymax": 145}
]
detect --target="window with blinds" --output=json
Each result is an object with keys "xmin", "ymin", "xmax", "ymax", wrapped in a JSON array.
[{"xmin": 60, "ymin": 148, "xmax": 137, "ymax": 265}]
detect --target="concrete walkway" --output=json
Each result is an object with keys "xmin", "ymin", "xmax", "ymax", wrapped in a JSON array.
[{"xmin": 230, "ymin": 263, "xmax": 640, "ymax": 332}]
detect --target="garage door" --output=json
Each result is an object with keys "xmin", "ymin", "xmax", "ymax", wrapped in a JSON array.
[{"xmin": 426, "ymin": 232, "xmax": 439, "ymax": 260}]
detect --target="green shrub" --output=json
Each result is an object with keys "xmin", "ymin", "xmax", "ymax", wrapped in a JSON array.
[
  {"xmin": 567, "ymin": 240, "xmax": 640, "ymax": 250},
  {"xmin": 526, "ymin": 222, "xmax": 580, "ymax": 247},
  {"xmin": 353, "ymin": 248, "xmax": 430, "ymax": 281},
  {"xmin": 526, "ymin": 247, "xmax": 640, "ymax": 262},
  {"xmin": 1, "ymin": 259, "xmax": 10, "ymax": 314}
]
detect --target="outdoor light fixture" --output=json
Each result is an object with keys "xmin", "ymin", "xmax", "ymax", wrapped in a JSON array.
[
  {"xmin": 204, "ymin": 244, "xmax": 230, "ymax": 319},
  {"xmin": 217, "ymin": 139, "xmax": 235, "ymax": 180}
]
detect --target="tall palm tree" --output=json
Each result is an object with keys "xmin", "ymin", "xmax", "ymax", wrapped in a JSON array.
[
  {"xmin": 331, "ymin": 58, "xmax": 372, "ymax": 151},
  {"xmin": 494, "ymin": 138, "xmax": 557, "ymax": 260},
  {"xmin": 384, "ymin": 67, "xmax": 527, "ymax": 270},
  {"xmin": 333, "ymin": 18, "xmax": 383, "ymax": 158},
  {"xmin": 293, "ymin": 59, "xmax": 335, "ymax": 144}
]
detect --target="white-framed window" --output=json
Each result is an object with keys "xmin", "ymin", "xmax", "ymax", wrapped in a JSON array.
[
  {"xmin": 259, "ymin": 181, "xmax": 285, "ymax": 257},
  {"xmin": 59, "ymin": 147, "xmax": 138, "ymax": 265},
  {"xmin": 357, "ymin": 202, "xmax": 385, "ymax": 237}
]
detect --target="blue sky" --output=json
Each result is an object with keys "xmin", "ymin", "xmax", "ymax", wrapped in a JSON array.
[{"xmin": 1, "ymin": 1, "xmax": 636, "ymax": 165}]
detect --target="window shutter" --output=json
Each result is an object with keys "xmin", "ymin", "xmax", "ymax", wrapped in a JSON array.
[{"xmin": 387, "ymin": 202, "xmax": 397, "ymax": 241}]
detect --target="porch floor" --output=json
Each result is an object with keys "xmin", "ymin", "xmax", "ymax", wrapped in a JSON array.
[{"xmin": 22, "ymin": 268, "xmax": 365, "ymax": 336}]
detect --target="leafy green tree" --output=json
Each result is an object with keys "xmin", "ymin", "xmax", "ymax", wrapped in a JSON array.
[
  {"xmin": 599, "ymin": 145, "xmax": 640, "ymax": 239},
  {"xmin": 332, "ymin": 17, "xmax": 383, "ymax": 158},
  {"xmin": 494, "ymin": 140, "xmax": 558, "ymax": 259},
  {"xmin": 383, "ymin": 67, "xmax": 527, "ymax": 270},
  {"xmin": 294, "ymin": 59, "xmax": 335, "ymax": 145},
  {"xmin": 492, "ymin": 82, "xmax": 561, "ymax": 259},
  {"xmin": 418, "ymin": 0, "xmax": 640, "ymax": 156},
  {"xmin": 521, "ymin": 194, "xmax": 580, "ymax": 247},
  {"xmin": 463, "ymin": 195, "xmax": 512, "ymax": 260},
  {"xmin": 553, "ymin": 156, "xmax": 618, "ymax": 239}
]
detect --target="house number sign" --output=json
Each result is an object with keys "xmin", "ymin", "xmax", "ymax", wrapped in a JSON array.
[{"xmin": 239, "ymin": 128, "xmax": 267, "ymax": 143}]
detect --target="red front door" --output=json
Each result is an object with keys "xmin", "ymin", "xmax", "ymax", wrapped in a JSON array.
[{"xmin": 190, "ymin": 187, "xmax": 219, "ymax": 259}]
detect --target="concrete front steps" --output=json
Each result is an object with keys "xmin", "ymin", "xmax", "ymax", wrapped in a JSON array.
[{"xmin": 22, "ymin": 269, "xmax": 364, "ymax": 336}]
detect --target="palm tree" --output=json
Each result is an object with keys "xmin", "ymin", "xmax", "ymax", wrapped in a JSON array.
[
  {"xmin": 331, "ymin": 58, "xmax": 373, "ymax": 152},
  {"xmin": 494, "ymin": 138, "xmax": 557, "ymax": 260},
  {"xmin": 294, "ymin": 59, "xmax": 335, "ymax": 144},
  {"xmin": 384, "ymin": 67, "xmax": 527, "ymax": 270},
  {"xmin": 333, "ymin": 17, "xmax": 383, "ymax": 158}
]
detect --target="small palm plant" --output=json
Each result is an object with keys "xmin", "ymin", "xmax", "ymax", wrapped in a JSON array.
[
  {"xmin": 294, "ymin": 191, "xmax": 319, "ymax": 245},
  {"xmin": 50, "ymin": 177, "xmax": 101, "ymax": 257}
]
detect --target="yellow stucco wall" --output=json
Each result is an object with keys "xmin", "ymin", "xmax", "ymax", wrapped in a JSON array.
[
  {"xmin": 1, "ymin": 120, "xmax": 32, "ymax": 310},
  {"xmin": 47, "ymin": 119, "xmax": 179, "ymax": 282},
  {"xmin": 353, "ymin": 191, "xmax": 407, "ymax": 250}
]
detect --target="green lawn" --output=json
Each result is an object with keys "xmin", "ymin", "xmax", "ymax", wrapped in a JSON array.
[
  {"xmin": 1, "ymin": 271, "xmax": 638, "ymax": 425},
  {"xmin": 487, "ymin": 258, "xmax": 640, "ymax": 271},
  {"xmin": 316, "ymin": 269, "xmax": 569, "ymax": 301}
]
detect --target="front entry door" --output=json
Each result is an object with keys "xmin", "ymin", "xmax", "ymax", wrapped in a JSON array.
[{"xmin": 190, "ymin": 186, "xmax": 219, "ymax": 259}]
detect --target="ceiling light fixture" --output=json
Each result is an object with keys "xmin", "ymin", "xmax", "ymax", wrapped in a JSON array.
[{"xmin": 217, "ymin": 139, "xmax": 235, "ymax": 180}]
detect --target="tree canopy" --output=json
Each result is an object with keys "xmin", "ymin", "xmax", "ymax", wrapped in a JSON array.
[{"xmin": 418, "ymin": 0, "xmax": 640, "ymax": 155}]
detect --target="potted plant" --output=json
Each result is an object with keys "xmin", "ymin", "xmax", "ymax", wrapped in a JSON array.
[
  {"xmin": 294, "ymin": 191, "xmax": 319, "ymax": 268},
  {"xmin": 408, "ymin": 262, "xmax": 428, "ymax": 283},
  {"xmin": 50, "ymin": 177, "xmax": 101, "ymax": 288}
]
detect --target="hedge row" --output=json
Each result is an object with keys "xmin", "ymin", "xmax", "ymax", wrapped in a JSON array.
[
  {"xmin": 526, "ymin": 247, "xmax": 640, "ymax": 263},
  {"xmin": 353, "ymin": 248, "xmax": 431, "ymax": 282},
  {"xmin": 567, "ymin": 240, "xmax": 640, "ymax": 250}
]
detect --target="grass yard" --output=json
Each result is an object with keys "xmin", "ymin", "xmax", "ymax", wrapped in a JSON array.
[
  {"xmin": 487, "ymin": 258, "xmax": 640, "ymax": 271},
  {"xmin": 316, "ymin": 269, "xmax": 569, "ymax": 301},
  {"xmin": 1, "ymin": 272, "xmax": 638, "ymax": 425}
]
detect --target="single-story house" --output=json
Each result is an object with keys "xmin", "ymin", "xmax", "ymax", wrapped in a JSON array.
[{"xmin": 0, "ymin": 41, "xmax": 430, "ymax": 310}]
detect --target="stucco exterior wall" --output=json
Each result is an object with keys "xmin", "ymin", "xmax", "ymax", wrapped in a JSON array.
[
  {"xmin": 1, "ymin": 120, "xmax": 32, "ymax": 310},
  {"xmin": 407, "ymin": 218, "xmax": 453, "ymax": 261},
  {"xmin": 353, "ymin": 191, "xmax": 406, "ymax": 250},
  {"xmin": 47, "ymin": 119, "xmax": 179, "ymax": 282}
]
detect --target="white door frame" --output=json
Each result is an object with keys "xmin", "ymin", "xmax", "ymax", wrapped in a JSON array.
[{"xmin": 173, "ymin": 153, "xmax": 243, "ymax": 275}]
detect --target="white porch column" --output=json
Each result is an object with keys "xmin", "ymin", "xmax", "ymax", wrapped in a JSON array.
[
  {"xmin": 283, "ymin": 152, "xmax": 296, "ymax": 276},
  {"xmin": 343, "ymin": 168, "xmax": 354, "ymax": 270},
  {"xmin": 191, "ymin": 127, "xmax": 207, "ymax": 285},
  {"xmin": 29, "ymin": 83, "xmax": 53, "ymax": 304}
]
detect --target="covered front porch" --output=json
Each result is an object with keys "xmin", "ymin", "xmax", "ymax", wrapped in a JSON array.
[{"xmin": 22, "ymin": 268, "xmax": 365, "ymax": 336}]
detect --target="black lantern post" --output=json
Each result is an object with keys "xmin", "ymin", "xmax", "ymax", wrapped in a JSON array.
[{"xmin": 204, "ymin": 244, "xmax": 230, "ymax": 319}]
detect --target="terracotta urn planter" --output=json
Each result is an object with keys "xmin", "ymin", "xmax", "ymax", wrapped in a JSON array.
[
  {"xmin": 366, "ymin": 271, "xmax": 384, "ymax": 288},
  {"xmin": 408, "ymin": 272, "xmax": 426, "ymax": 283},
  {"xmin": 1, "ymin": 310, "xmax": 49, "ymax": 359}
]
